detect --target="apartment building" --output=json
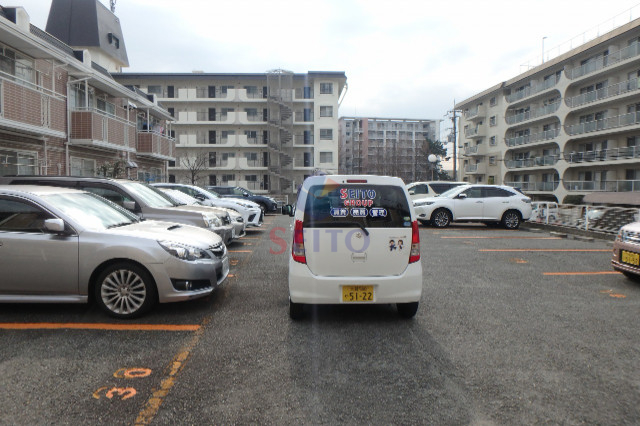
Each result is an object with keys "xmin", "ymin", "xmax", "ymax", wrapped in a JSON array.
[
  {"xmin": 112, "ymin": 71, "xmax": 348, "ymax": 196},
  {"xmin": 456, "ymin": 18, "xmax": 640, "ymax": 203},
  {"xmin": 339, "ymin": 117, "xmax": 441, "ymax": 183},
  {"xmin": 0, "ymin": 1, "xmax": 174, "ymax": 181}
]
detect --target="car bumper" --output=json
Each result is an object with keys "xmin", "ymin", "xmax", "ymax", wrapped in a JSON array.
[
  {"xmin": 212, "ymin": 225, "xmax": 234, "ymax": 244},
  {"xmin": 611, "ymin": 243, "xmax": 640, "ymax": 277},
  {"xmin": 149, "ymin": 254, "xmax": 230, "ymax": 303},
  {"xmin": 288, "ymin": 259, "xmax": 422, "ymax": 304},
  {"xmin": 245, "ymin": 208, "xmax": 263, "ymax": 227},
  {"xmin": 232, "ymin": 221, "xmax": 245, "ymax": 239}
]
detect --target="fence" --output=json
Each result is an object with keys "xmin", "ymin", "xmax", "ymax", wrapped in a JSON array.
[{"xmin": 529, "ymin": 202, "xmax": 640, "ymax": 235}]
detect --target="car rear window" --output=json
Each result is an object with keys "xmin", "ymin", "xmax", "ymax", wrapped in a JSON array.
[{"xmin": 303, "ymin": 184, "xmax": 412, "ymax": 228}]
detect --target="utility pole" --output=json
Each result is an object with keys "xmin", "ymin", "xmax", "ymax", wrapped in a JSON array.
[
  {"xmin": 110, "ymin": 0, "xmax": 116, "ymax": 13},
  {"xmin": 446, "ymin": 103, "xmax": 462, "ymax": 181}
]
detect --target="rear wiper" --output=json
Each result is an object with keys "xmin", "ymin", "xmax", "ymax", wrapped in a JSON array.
[
  {"xmin": 338, "ymin": 221, "xmax": 370, "ymax": 236},
  {"xmin": 311, "ymin": 221, "xmax": 369, "ymax": 236}
]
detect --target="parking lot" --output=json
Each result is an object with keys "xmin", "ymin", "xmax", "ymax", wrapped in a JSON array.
[{"xmin": 1, "ymin": 214, "xmax": 639, "ymax": 424}]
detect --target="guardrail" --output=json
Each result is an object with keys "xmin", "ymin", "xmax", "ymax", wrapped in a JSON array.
[{"xmin": 529, "ymin": 203, "xmax": 640, "ymax": 234}]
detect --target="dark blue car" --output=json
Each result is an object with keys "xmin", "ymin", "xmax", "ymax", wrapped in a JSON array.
[{"xmin": 208, "ymin": 186, "xmax": 278, "ymax": 213}]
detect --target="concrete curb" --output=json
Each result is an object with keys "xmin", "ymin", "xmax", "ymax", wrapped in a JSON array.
[{"xmin": 521, "ymin": 222, "xmax": 616, "ymax": 242}]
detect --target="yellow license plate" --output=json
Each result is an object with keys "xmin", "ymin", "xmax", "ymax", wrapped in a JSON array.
[
  {"xmin": 342, "ymin": 285, "xmax": 374, "ymax": 303},
  {"xmin": 621, "ymin": 250, "xmax": 640, "ymax": 267}
]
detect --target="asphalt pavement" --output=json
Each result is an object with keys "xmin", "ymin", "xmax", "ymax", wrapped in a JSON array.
[{"xmin": 0, "ymin": 215, "xmax": 638, "ymax": 425}]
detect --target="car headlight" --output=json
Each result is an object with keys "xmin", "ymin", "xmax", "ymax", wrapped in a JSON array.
[
  {"xmin": 203, "ymin": 214, "xmax": 221, "ymax": 228},
  {"xmin": 158, "ymin": 241, "xmax": 212, "ymax": 261},
  {"xmin": 414, "ymin": 201, "xmax": 435, "ymax": 207}
]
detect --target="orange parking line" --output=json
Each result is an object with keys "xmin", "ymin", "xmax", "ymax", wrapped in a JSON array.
[
  {"xmin": 442, "ymin": 236, "xmax": 561, "ymax": 239},
  {"xmin": 229, "ymin": 250, "xmax": 253, "ymax": 253},
  {"xmin": 544, "ymin": 271, "xmax": 622, "ymax": 276},
  {"xmin": 480, "ymin": 249, "xmax": 610, "ymax": 252},
  {"xmin": 0, "ymin": 323, "xmax": 200, "ymax": 331}
]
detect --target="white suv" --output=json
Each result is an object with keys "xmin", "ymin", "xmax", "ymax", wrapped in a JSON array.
[
  {"xmin": 288, "ymin": 175, "xmax": 423, "ymax": 319},
  {"xmin": 413, "ymin": 184, "xmax": 532, "ymax": 229}
]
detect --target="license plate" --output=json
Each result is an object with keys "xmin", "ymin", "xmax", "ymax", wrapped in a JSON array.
[
  {"xmin": 342, "ymin": 285, "xmax": 374, "ymax": 303},
  {"xmin": 621, "ymin": 250, "xmax": 640, "ymax": 267}
]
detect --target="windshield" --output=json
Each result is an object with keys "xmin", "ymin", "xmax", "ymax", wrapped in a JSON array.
[
  {"xmin": 43, "ymin": 192, "xmax": 138, "ymax": 231},
  {"xmin": 202, "ymin": 188, "xmax": 221, "ymax": 199},
  {"xmin": 303, "ymin": 184, "xmax": 412, "ymax": 229},
  {"xmin": 121, "ymin": 181, "xmax": 178, "ymax": 208}
]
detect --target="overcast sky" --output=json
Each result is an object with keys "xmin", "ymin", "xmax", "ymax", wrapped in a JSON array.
[{"xmin": 14, "ymin": 0, "xmax": 640, "ymax": 136}]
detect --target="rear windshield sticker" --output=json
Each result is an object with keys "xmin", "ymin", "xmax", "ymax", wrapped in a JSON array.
[
  {"xmin": 340, "ymin": 188, "xmax": 376, "ymax": 207},
  {"xmin": 389, "ymin": 237, "xmax": 406, "ymax": 252},
  {"xmin": 330, "ymin": 207, "xmax": 349, "ymax": 217},
  {"xmin": 370, "ymin": 208, "xmax": 387, "ymax": 218},
  {"xmin": 351, "ymin": 208, "xmax": 368, "ymax": 217}
]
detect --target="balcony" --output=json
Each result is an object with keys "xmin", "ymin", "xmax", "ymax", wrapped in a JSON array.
[
  {"xmin": 505, "ymin": 101, "xmax": 560, "ymax": 126},
  {"xmin": 505, "ymin": 181, "xmax": 559, "ymax": 192},
  {"xmin": 564, "ymin": 145, "xmax": 640, "ymax": 163},
  {"xmin": 464, "ymin": 105, "xmax": 485, "ymax": 121},
  {"xmin": 564, "ymin": 180, "xmax": 640, "ymax": 192},
  {"xmin": 137, "ymin": 131, "xmax": 175, "ymax": 161},
  {"xmin": 567, "ymin": 42, "xmax": 640, "ymax": 80},
  {"xmin": 505, "ymin": 128, "xmax": 559, "ymax": 147},
  {"xmin": 0, "ymin": 77, "xmax": 66, "ymax": 138},
  {"xmin": 505, "ymin": 155, "xmax": 559, "ymax": 169},
  {"xmin": 464, "ymin": 126, "xmax": 485, "ymax": 139},
  {"xmin": 464, "ymin": 163, "xmax": 486, "ymax": 174},
  {"xmin": 70, "ymin": 108, "xmax": 136, "ymax": 152},
  {"xmin": 565, "ymin": 112, "xmax": 640, "ymax": 136},
  {"xmin": 566, "ymin": 78, "xmax": 640, "ymax": 108},
  {"xmin": 506, "ymin": 74, "xmax": 560, "ymax": 104}
]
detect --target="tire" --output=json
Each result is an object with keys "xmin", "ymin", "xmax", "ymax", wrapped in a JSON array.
[
  {"xmin": 257, "ymin": 203, "xmax": 266, "ymax": 215},
  {"xmin": 418, "ymin": 219, "xmax": 430, "ymax": 227},
  {"xmin": 431, "ymin": 209, "xmax": 452, "ymax": 228},
  {"xmin": 501, "ymin": 210, "xmax": 521, "ymax": 230},
  {"xmin": 289, "ymin": 298, "xmax": 305, "ymax": 320},
  {"xmin": 95, "ymin": 262, "xmax": 157, "ymax": 319},
  {"xmin": 397, "ymin": 302, "xmax": 419, "ymax": 319},
  {"xmin": 622, "ymin": 271, "xmax": 640, "ymax": 282}
]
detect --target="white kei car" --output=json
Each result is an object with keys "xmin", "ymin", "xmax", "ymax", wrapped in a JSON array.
[
  {"xmin": 413, "ymin": 184, "xmax": 532, "ymax": 229},
  {"xmin": 288, "ymin": 174, "xmax": 423, "ymax": 320}
]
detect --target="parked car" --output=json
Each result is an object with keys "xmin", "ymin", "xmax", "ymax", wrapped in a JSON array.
[
  {"xmin": 159, "ymin": 188, "xmax": 246, "ymax": 239},
  {"xmin": 152, "ymin": 183, "xmax": 262, "ymax": 228},
  {"xmin": 612, "ymin": 221, "xmax": 640, "ymax": 280},
  {"xmin": 413, "ymin": 184, "xmax": 532, "ymax": 229},
  {"xmin": 0, "ymin": 176, "xmax": 229, "ymax": 240},
  {"xmin": 287, "ymin": 174, "xmax": 422, "ymax": 319},
  {"xmin": 406, "ymin": 181, "xmax": 466, "ymax": 200},
  {"xmin": 208, "ymin": 186, "xmax": 278, "ymax": 213},
  {"xmin": 0, "ymin": 185, "xmax": 229, "ymax": 318}
]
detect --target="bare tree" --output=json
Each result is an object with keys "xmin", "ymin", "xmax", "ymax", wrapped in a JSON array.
[{"xmin": 180, "ymin": 151, "xmax": 209, "ymax": 185}]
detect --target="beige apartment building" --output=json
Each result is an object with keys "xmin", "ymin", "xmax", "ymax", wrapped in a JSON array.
[
  {"xmin": 339, "ymin": 117, "xmax": 441, "ymax": 183},
  {"xmin": 0, "ymin": 1, "xmax": 174, "ymax": 181},
  {"xmin": 456, "ymin": 18, "xmax": 640, "ymax": 203},
  {"xmin": 112, "ymin": 71, "xmax": 348, "ymax": 196}
]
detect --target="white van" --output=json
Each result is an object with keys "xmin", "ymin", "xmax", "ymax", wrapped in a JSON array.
[{"xmin": 288, "ymin": 175, "xmax": 423, "ymax": 319}]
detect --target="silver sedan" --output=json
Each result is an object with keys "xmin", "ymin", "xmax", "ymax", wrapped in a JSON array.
[{"xmin": 0, "ymin": 185, "xmax": 229, "ymax": 318}]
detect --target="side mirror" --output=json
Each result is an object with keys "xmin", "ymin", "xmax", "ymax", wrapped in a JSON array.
[
  {"xmin": 194, "ymin": 194, "xmax": 206, "ymax": 201},
  {"xmin": 44, "ymin": 218, "xmax": 65, "ymax": 233},
  {"xmin": 457, "ymin": 193, "xmax": 467, "ymax": 200},
  {"xmin": 243, "ymin": 193, "xmax": 249, "ymax": 197},
  {"xmin": 281, "ymin": 205, "xmax": 292, "ymax": 215},
  {"xmin": 123, "ymin": 200, "xmax": 136, "ymax": 211}
]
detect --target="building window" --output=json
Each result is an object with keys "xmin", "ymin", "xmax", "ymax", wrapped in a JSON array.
[
  {"xmin": 320, "ymin": 106, "xmax": 333, "ymax": 117},
  {"xmin": 319, "ymin": 152, "xmax": 333, "ymax": 163},
  {"xmin": 0, "ymin": 149, "xmax": 37, "ymax": 175},
  {"xmin": 488, "ymin": 176, "xmax": 495, "ymax": 184},
  {"xmin": 490, "ymin": 136, "xmax": 496, "ymax": 146},
  {"xmin": 71, "ymin": 157, "xmax": 96, "ymax": 177},
  {"xmin": 320, "ymin": 129, "xmax": 333, "ymax": 140},
  {"xmin": 320, "ymin": 83, "xmax": 333, "ymax": 94},
  {"xmin": 167, "ymin": 107, "xmax": 174, "ymax": 117},
  {"xmin": 147, "ymin": 85, "xmax": 162, "ymax": 95},
  {"xmin": 245, "ymin": 174, "xmax": 257, "ymax": 182},
  {"xmin": 490, "ymin": 116, "xmax": 496, "ymax": 126},
  {"xmin": 222, "ymin": 174, "xmax": 235, "ymax": 182},
  {"xmin": 489, "ymin": 156, "xmax": 496, "ymax": 165},
  {"xmin": 490, "ymin": 97, "xmax": 497, "ymax": 107}
]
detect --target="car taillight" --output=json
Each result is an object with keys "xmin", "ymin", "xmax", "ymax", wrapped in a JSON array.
[
  {"xmin": 409, "ymin": 220, "xmax": 420, "ymax": 263},
  {"xmin": 292, "ymin": 219, "xmax": 306, "ymax": 264}
]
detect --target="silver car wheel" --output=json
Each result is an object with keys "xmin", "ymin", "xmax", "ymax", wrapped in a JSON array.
[
  {"xmin": 502, "ymin": 211, "xmax": 521, "ymax": 229},
  {"xmin": 432, "ymin": 209, "xmax": 451, "ymax": 228},
  {"xmin": 95, "ymin": 263, "xmax": 156, "ymax": 318}
]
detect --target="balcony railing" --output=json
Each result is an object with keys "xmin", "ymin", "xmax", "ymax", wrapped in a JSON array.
[
  {"xmin": 464, "ymin": 163, "xmax": 486, "ymax": 174},
  {"xmin": 464, "ymin": 105, "xmax": 485, "ymax": 120},
  {"xmin": 70, "ymin": 108, "xmax": 136, "ymax": 151},
  {"xmin": 506, "ymin": 101, "xmax": 560, "ymax": 125},
  {"xmin": 564, "ymin": 145, "xmax": 640, "ymax": 163},
  {"xmin": 506, "ymin": 74, "xmax": 560, "ymax": 103},
  {"xmin": 564, "ymin": 180, "xmax": 640, "ymax": 192},
  {"xmin": 505, "ymin": 155, "xmax": 559, "ymax": 169},
  {"xmin": 464, "ymin": 146, "xmax": 479, "ymax": 155},
  {"xmin": 505, "ymin": 128, "xmax": 559, "ymax": 147},
  {"xmin": 568, "ymin": 42, "xmax": 640, "ymax": 79},
  {"xmin": 565, "ymin": 112, "xmax": 640, "ymax": 136},
  {"xmin": 137, "ymin": 131, "xmax": 175, "ymax": 160},
  {"xmin": 506, "ymin": 181, "xmax": 559, "ymax": 192},
  {"xmin": 566, "ymin": 78, "xmax": 640, "ymax": 108},
  {"xmin": 464, "ymin": 127, "xmax": 484, "ymax": 138}
]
